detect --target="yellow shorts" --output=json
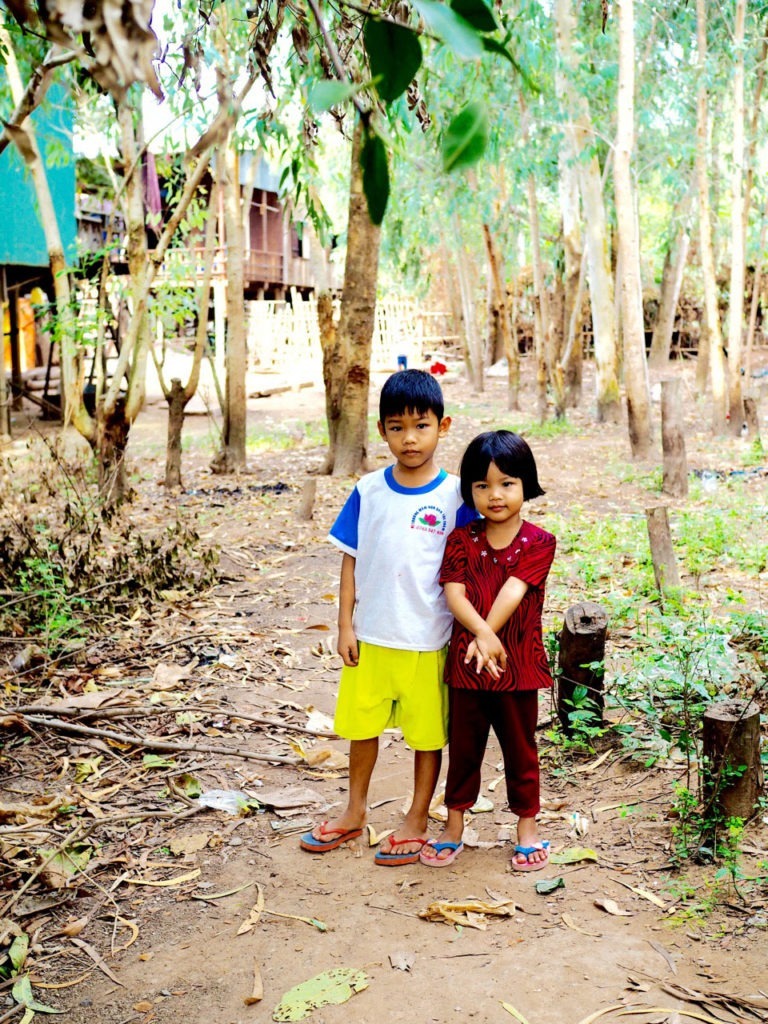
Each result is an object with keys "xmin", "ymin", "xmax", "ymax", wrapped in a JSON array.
[{"xmin": 334, "ymin": 642, "xmax": 448, "ymax": 751}]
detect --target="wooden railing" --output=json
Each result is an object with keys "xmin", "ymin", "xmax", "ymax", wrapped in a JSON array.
[{"xmin": 153, "ymin": 247, "xmax": 316, "ymax": 289}]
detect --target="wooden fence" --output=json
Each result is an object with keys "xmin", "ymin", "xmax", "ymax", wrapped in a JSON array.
[{"xmin": 246, "ymin": 295, "xmax": 459, "ymax": 379}]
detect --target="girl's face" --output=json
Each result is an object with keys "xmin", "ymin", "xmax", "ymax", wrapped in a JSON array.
[{"xmin": 471, "ymin": 461, "xmax": 524, "ymax": 524}]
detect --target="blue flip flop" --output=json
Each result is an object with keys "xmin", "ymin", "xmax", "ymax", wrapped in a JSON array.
[
  {"xmin": 511, "ymin": 840, "xmax": 550, "ymax": 871},
  {"xmin": 299, "ymin": 822, "xmax": 363, "ymax": 852},
  {"xmin": 419, "ymin": 840, "xmax": 464, "ymax": 867}
]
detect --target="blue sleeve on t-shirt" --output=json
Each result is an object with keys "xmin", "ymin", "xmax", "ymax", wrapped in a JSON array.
[
  {"xmin": 329, "ymin": 485, "xmax": 361, "ymax": 553},
  {"xmin": 456, "ymin": 502, "xmax": 479, "ymax": 528}
]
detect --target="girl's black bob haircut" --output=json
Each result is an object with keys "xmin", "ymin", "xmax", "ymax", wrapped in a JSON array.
[
  {"xmin": 459, "ymin": 430, "xmax": 545, "ymax": 507},
  {"xmin": 379, "ymin": 369, "xmax": 444, "ymax": 423}
]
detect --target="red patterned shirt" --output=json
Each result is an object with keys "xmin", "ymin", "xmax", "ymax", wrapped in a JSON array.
[{"xmin": 440, "ymin": 519, "xmax": 556, "ymax": 691}]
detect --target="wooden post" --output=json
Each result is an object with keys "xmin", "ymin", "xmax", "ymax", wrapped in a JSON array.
[
  {"xmin": 661, "ymin": 378, "xmax": 688, "ymax": 497},
  {"xmin": 296, "ymin": 478, "xmax": 317, "ymax": 521},
  {"xmin": 743, "ymin": 392, "xmax": 761, "ymax": 444},
  {"xmin": 556, "ymin": 602, "xmax": 608, "ymax": 735},
  {"xmin": 645, "ymin": 505, "xmax": 681, "ymax": 592},
  {"xmin": 702, "ymin": 699, "xmax": 764, "ymax": 821}
]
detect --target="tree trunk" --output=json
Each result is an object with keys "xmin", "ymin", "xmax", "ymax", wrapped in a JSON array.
[
  {"xmin": 165, "ymin": 379, "xmax": 186, "ymax": 490},
  {"xmin": 482, "ymin": 223, "xmax": 519, "ymax": 409},
  {"xmin": 649, "ymin": 199, "xmax": 690, "ymax": 369},
  {"xmin": 554, "ymin": 0, "xmax": 620, "ymax": 424},
  {"xmin": 726, "ymin": 0, "xmax": 747, "ymax": 434},
  {"xmin": 330, "ymin": 118, "xmax": 381, "ymax": 477},
  {"xmin": 96, "ymin": 397, "xmax": 130, "ymax": 504},
  {"xmin": 549, "ymin": 270, "xmax": 567, "ymax": 419},
  {"xmin": 454, "ymin": 216, "xmax": 483, "ymax": 391},
  {"xmin": 557, "ymin": 129, "xmax": 584, "ymax": 408},
  {"xmin": 0, "ymin": 22, "xmax": 91, "ymax": 440},
  {"xmin": 615, "ymin": 0, "xmax": 651, "ymax": 458},
  {"xmin": 696, "ymin": 0, "xmax": 728, "ymax": 433},
  {"xmin": 212, "ymin": 142, "xmax": 248, "ymax": 472},
  {"xmin": 318, "ymin": 290, "xmax": 342, "ymax": 474},
  {"xmin": 645, "ymin": 505, "xmax": 681, "ymax": 594},
  {"xmin": 661, "ymin": 378, "xmax": 689, "ymax": 498}
]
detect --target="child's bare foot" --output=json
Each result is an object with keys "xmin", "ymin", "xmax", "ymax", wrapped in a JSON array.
[
  {"xmin": 418, "ymin": 808, "xmax": 464, "ymax": 866},
  {"xmin": 299, "ymin": 813, "xmax": 366, "ymax": 853},
  {"xmin": 375, "ymin": 809, "xmax": 431, "ymax": 864},
  {"xmin": 510, "ymin": 816, "xmax": 549, "ymax": 871}
]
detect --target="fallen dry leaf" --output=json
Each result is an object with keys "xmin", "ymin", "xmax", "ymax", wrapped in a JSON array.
[
  {"xmin": 243, "ymin": 959, "xmax": 263, "ymax": 1005},
  {"xmin": 594, "ymin": 898, "xmax": 633, "ymax": 917}
]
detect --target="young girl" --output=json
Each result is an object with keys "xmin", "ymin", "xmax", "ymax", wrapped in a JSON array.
[{"xmin": 420, "ymin": 430, "xmax": 556, "ymax": 871}]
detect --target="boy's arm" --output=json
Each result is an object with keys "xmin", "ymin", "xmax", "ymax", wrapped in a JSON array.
[
  {"xmin": 444, "ymin": 581, "xmax": 506, "ymax": 678},
  {"xmin": 337, "ymin": 552, "xmax": 359, "ymax": 667}
]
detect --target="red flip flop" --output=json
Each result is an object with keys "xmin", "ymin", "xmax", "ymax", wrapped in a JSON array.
[{"xmin": 374, "ymin": 837, "xmax": 429, "ymax": 866}]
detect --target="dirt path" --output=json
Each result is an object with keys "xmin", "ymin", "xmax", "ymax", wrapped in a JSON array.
[{"xmin": 5, "ymin": 364, "xmax": 768, "ymax": 1024}]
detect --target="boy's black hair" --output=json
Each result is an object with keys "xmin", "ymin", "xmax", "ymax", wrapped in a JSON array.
[
  {"xmin": 459, "ymin": 430, "xmax": 545, "ymax": 507},
  {"xmin": 379, "ymin": 369, "xmax": 444, "ymax": 423}
]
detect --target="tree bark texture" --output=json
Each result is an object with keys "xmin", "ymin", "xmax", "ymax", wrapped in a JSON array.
[
  {"xmin": 615, "ymin": 0, "xmax": 652, "ymax": 458},
  {"xmin": 645, "ymin": 505, "xmax": 681, "ymax": 593},
  {"xmin": 482, "ymin": 223, "xmax": 519, "ymax": 409},
  {"xmin": 165, "ymin": 379, "xmax": 186, "ymax": 490},
  {"xmin": 554, "ymin": 0, "xmax": 620, "ymax": 424},
  {"xmin": 702, "ymin": 699, "xmax": 764, "ymax": 822},
  {"xmin": 331, "ymin": 117, "xmax": 381, "ymax": 477},
  {"xmin": 649, "ymin": 206, "xmax": 690, "ymax": 369},
  {"xmin": 695, "ymin": 0, "xmax": 728, "ymax": 433},
  {"xmin": 557, "ymin": 116, "xmax": 584, "ymax": 407},
  {"xmin": 0, "ymin": 23, "xmax": 88, "ymax": 437},
  {"xmin": 213, "ymin": 142, "xmax": 248, "ymax": 472},
  {"xmin": 726, "ymin": 0, "xmax": 747, "ymax": 434},
  {"xmin": 661, "ymin": 378, "xmax": 689, "ymax": 498},
  {"xmin": 556, "ymin": 602, "xmax": 608, "ymax": 736}
]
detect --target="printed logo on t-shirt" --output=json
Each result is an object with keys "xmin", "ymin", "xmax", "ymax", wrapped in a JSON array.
[{"xmin": 411, "ymin": 505, "xmax": 448, "ymax": 535}]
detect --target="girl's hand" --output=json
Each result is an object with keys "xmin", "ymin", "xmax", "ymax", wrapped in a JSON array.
[
  {"xmin": 337, "ymin": 625, "xmax": 359, "ymax": 667},
  {"xmin": 466, "ymin": 631, "xmax": 507, "ymax": 679}
]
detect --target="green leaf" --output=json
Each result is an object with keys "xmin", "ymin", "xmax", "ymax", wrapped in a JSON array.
[
  {"xmin": 481, "ymin": 35, "xmax": 534, "ymax": 87},
  {"xmin": 550, "ymin": 846, "xmax": 598, "ymax": 865},
  {"xmin": 360, "ymin": 128, "xmax": 389, "ymax": 225},
  {"xmin": 412, "ymin": 0, "xmax": 485, "ymax": 59},
  {"xmin": 307, "ymin": 79, "xmax": 358, "ymax": 113},
  {"xmin": 9, "ymin": 934, "xmax": 29, "ymax": 973},
  {"xmin": 534, "ymin": 877, "xmax": 565, "ymax": 895},
  {"xmin": 12, "ymin": 975, "xmax": 63, "ymax": 1014},
  {"xmin": 272, "ymin": 967, "xmax": 368, "ymax": 1022},
  {"xmin": 450, "ymin": 0, "xmax": 498, "ymax": 33},
  {"xmin": 364, "ymin": 19, "xmax": 422, "ymax": 103},
  {"xmin": 441, "ymin": 102, "xmax": 489, "ymax": 172}
]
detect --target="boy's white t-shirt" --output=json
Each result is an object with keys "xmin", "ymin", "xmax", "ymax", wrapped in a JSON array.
[{"xmin": 329, "ymin": 466, "xmax": 476, "ymax": 651}]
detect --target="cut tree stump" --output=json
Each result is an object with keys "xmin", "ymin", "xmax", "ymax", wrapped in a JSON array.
[
  {"xmin": 556, "ymin": 602, "xmax": 608, "ymax": 735},
  {"xmin": 661, "ymin": 378, "xmax": 688, "ymax": 497},
  {"xmin": 646, "ymin": 505, "xmax": 681, "ymax": 592},
  {"xmin": 296, "ymin": 478, "xmax": 317, "ymax": 521},
  {"xmin": 702, "ymin": 699, "xmax": 764, "ymax": 821}
]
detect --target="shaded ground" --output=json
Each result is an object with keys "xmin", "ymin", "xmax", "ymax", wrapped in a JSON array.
[{"xmin": 1, "ymin": 359, "xmax": 767, "ymax": 1024}]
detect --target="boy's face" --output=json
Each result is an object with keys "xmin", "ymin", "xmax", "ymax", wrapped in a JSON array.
[{"xmin": 377, "ymin": 408, "xmax": 451, "ymax": 471}]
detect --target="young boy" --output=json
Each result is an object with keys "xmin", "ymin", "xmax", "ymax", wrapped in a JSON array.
[{"xmin": 300, "ymin": 369, "xmax": 476, "ymax": 865}]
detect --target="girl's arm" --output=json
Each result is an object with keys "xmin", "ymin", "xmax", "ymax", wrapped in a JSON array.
[
  {"xmin": 485, "ymin": 576, "xmax": 529, "ymax": 633},
  {"xmin": 444, "ymin": 581, "xmax": 507, "ymax": 678},
  {"xmin": 337, "ymin": 553, "xmax": 359, "ymax": 666}
]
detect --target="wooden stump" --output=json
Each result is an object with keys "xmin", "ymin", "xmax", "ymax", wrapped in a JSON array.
[
  {"xmin": 296, "ymin": 478, "xmax": 317, "ymax": 521},
  {"xmin": 646, "ymin": 505, "xmax": 681, "ymax": 593},
  {"xmin": 743, "ymin": 393, "xmax": 761, "ymax": 444},
  {"xmin": 661, "ymin": 378, "xmax": 688, "ymax": 497},
  {"xmin": 556, "ymin": 602, "xmax": 608, "ymax": 735},
  {"xmin": 702, "ymin": 699, "xmax": 764, "ymax": 821}
]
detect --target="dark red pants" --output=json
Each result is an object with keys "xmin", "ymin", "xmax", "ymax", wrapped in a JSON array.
[{"xmin": 445, "ymin": 687, "xmax": 541, "ymax": 818}]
